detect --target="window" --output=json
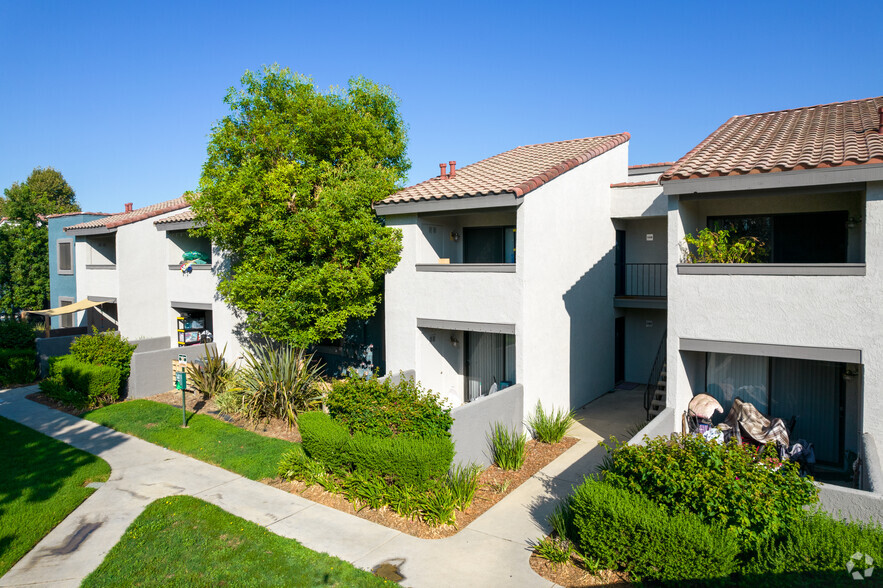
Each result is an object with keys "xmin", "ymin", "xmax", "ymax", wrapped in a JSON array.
[
  {"xmin": 464, "ymin": 332, "xmax": 515, "ymax": 402},
  {"xmin": 59, "ymin": 297, "xmax": 75, "ymax": 328},
  {"xmin": 464, "ymin": 226, "xmax": 516, "ymax": 263},
  {"xmin": 708, "ymin": 211, "xmax": 848, "ymax": 263},
  {"xmin": 57, "ymin": 239, "xmax": 73, "ymax": 274}
]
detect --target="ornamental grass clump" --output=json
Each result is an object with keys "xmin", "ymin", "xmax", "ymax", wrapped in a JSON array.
[
  {"xmin": 526, "ymin": 400, "xmax": 575, "ymax": 443},
  {"xmin": 490, "ymin": 423, "xmax": 526, "ymax": 471},
  {"xmin": 186, "ymin": 344, "xmax": 237, "ymax": 398},
  {"xmin": 238, "ymin": 342, "xmax": 323, "ymax": 428},
  {"xmin": 600, "ymin": 433, "xmax": 818, "ymax": 550}
]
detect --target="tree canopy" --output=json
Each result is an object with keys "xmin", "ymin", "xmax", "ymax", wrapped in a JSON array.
[
  {"xmin": 0, "ymin": 167, "xmax": 80, "ymax": 313},
  {"xmin": 191, "ymin": 66, "xmax": 409, "ymax": 347}
]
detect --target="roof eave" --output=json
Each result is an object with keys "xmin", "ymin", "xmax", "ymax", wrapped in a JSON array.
[
  {"xmin": 64, "ymin": 226, "xmax": 116, "ymax": 236},
  {"xmin": 374, "ymin": 192, "xmax": 523, "ymax": 215}
]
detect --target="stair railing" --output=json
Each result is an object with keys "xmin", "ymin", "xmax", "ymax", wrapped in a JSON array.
[{"xmin": 644, "ymin": 329, "xmax": 667, "ymax": 421}]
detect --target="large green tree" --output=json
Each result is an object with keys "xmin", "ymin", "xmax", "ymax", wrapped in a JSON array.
[
  {"xmin": 0, "ymin": 167, "xmax": 79, "ymax": 313},
  {"xmin": 191, "ymin": 66, "xmax": 409, "ymax": 347}
]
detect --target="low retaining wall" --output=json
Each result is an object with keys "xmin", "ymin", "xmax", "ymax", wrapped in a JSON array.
[
  {"xmin": 133, "ymin": 336, "xmax": 172, "ymax": 354},
  {"xmin": 628, "ymin": 407, "xmax": 675, "ymax": 446},
  {"xmin": 378, "ymin": 369, "xmax": 416, "ymax": 385},
  {"xmin": 127, "ymin": 342, "xmax": 215, "ymax": 399},
  {"xmin": 817, "ymin": 483, "xmax": 883, "ymax": 525},
  {"xmin": 35, "ymin": 335, "xmax": 79, "ymax": 376},
  {"xmin": 450, "ymin": 384, "xmax": 524, "ymax": 468},
  {"xmin": 861, "ymin": 433, "xmax": 883, "ymax": 493}
]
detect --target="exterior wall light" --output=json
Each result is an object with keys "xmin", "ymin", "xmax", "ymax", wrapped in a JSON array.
[
  {"xmin": 847, "ymin": 216, "xmax": 862, "ymax": 229},
  {"xmin": 450, "ymin": 231, "xmax": 460, "ymax": 242},
  {"xmin": 450, "ymin": 335, "xmax": 459, "ymax": 348}
]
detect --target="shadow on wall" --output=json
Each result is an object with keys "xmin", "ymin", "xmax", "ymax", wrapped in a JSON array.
[{"xmin": 562, "ymin": 247, "xmax": 616, "ymax": 410}]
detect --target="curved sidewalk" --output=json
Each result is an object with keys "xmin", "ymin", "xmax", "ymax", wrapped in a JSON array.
[{"xmin": 0, "ymin": 385, "xmax": 641, "ymax": 587}]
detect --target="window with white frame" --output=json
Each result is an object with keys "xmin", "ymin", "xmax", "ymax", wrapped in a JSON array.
[
  {"xmin": 59, "ymin": 297, "xmax": 75, "ymax": 328},
  {"xmin": 57, "ymin": 239, "xmax": 73, "ymax": 274}
]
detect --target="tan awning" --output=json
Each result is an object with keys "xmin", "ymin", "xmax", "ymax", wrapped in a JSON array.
[{"xmin": 24, "ymin": 298, "xmax": 107, "ymax": 317}]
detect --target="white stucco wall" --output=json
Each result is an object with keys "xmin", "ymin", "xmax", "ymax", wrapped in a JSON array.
[
  {"xmin": 667, "ymin": 180, "xmax": 883, "ymax": 449},
  {"xmin": 610, "ymin": 183, "xmax": 666, "ymax": 219}
]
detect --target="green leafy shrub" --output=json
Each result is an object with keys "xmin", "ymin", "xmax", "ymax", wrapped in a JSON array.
[
  {"xmin": 490, "ymin": 423, "xmax": 526, "ymax": 471},
  {"xmin": 682, "ymin": 226, "xmax": 767, "ymax": 263},
  {"xmin": 548, "ymin": 497, "xmax": 577, "ymax": 544},
  {"xmin": 383, "ymin": 483, "xmax": 421, "ymax": 520},
  {"xmin": 743, "ymin": 510, "xmax": 883, "ymax": 578},
  {"xmin": 346, "ymin": 431, "xmax": 454, "ymax": 488},
  {"xmin": 186, "ymin": 344, "xmax": 237, "ymax": 398},
  {"xmin": 238, "ymin": 343, "xmax": 323, "ymax": 428},
  {"xmin": 417, "ymin": 484, "xmax": 457, "ymax": 527},
  {"xmin": 39, "ymin": 374, "xmax": 82, "ymax": 406},
  {"xmin": 570, "ymin": 477, "xmax": 739, "ymax": 582},
  {"xmin": 326, "ymin": 372, "xmax": 452, "ymax": 439},
  {"xmin": 526, "ymin": 400, "xmax": 575, "ymax": 443},
  {"xmin": 601, "ymin": 434, "xmax": 818, "ymax": 549},
  {"xmin": 69, "ymin": 328, "xmax": 136, "ymax": 383},
  {"xmin": 0, "ymin": 319, "xmax": 36, "ymax": 350},
  {"xmin": 342, "ymin": 470, "xmax": 387, "ymax": 511},
  {"xmin": 51, "ymin": 355, "xmax": 121, "ymax": 407},
  {"xmin": 0, "ymin": 348, "xmax": 37, "ymax": 385},
  {"xmin": 297, "ymin": 411, "xmax": 351, "ymax": 472}
]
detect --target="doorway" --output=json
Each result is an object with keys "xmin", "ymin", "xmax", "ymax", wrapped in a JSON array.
[{"xmin": 614, "ymin": 317, "xmax": 625, "ymax": 384}]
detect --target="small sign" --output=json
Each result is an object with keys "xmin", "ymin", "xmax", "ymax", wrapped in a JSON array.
[
  {"xmin": 178, "ymin": 354, "xmax": 187, "ymax": 363},
  {"xmin": 646, "ymin": 233, "xmax": 654, "ymax": 241},
  {"xmin": 646, "ymin": 320, "xmax": 654, "ymax": 328}
]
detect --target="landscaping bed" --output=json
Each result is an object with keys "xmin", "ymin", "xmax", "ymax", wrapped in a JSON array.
[
  {"xmin": 529, "ymin": 553, "xmax": 631, "ymax": 587},
  {"xmin": 0, "ymin": 415, "xmax": 111, "ymax": 576},
  {"xmin": 270, "ymin": 436, "xmax": 577, "ymax": 539},
  {"xmin": 82, "ymin": 495, "xmax": 391, "ymax": 587}
]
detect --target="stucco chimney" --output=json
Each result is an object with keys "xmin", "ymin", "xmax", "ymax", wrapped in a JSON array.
[
  {"xmin": 439, "ymin": 163, "xmax": 448, "ymax": 180},
  {"xmin": 124, "ymin": 202, "xmax": 133, "ymax": 213},
  {"xmin": 448, "ymin": 161, "xmax": 456, "ymax": 178}
]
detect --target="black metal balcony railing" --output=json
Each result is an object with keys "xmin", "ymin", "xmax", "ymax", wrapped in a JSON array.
[{"xmin": 615, "ymin": 263, "xmax": 667, "ymax": 298}]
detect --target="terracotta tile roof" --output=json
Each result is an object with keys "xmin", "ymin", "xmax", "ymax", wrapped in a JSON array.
[
  {"xmin": 154, "ymin": 209, "xmax": 196, "ymax": 224},
  {"xmin": 610, "ymin": 180, "xmax": 658, "ymax": 188},
  {"xmin": 46, "ymin": 211, "xmax": 113, "ymax": 219},
  {"xmin": 65, "ymin": 196, "xmax": 190, "ymax": 231},
  {"xmin": 378, "ymin": 134, "xmax": 630, "ymax": 206},
  {"xmin": 628, "ymin": 162, "xmax": 674, "ymax": 170},
  {"xmin": 662, "ymin": 96, "xmax": 883, "ymax": 182}
]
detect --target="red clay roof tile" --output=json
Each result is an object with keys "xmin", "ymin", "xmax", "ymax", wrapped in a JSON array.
[
  {"xmin": 661, "ymin": 96, "xmax": 883, "ymax": 182},
  {"xmin": 378, "ymin": 134, "xmax": 630, "ymax": 206},
  {"xmin": 65, "ymin": 196, "xmax": 191, "ymax": 231}
]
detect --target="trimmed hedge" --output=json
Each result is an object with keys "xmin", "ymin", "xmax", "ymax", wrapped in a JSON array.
[
  {"xmin": 326, "ymin": 372, "xmax": 452, "ymax": 439},
  {"xmin": 570, "ymin": 477, "xmax": 739, "ymax": 582},
  {"xmin": 0, "ymin": 320, "xmax": 36, "ymax": 350},
  {"xmin": 298, "ymin": 411, "xmax": 454, "ymax": 488},
  {"xmin": 52, "ymin": 355, "xmax": 121, "ymax": 406},
  {"xmin": 69, "ymin": 328, "xmax": 136, "ymax": 383},
  {"xmin": 0, "ymin": 348, "xmax": 37, "ymax": 386}
]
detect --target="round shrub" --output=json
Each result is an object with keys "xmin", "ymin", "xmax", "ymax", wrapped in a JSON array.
[{"xmin": 69, "ymin": 328, "xmax": 136, "ymax": 382}]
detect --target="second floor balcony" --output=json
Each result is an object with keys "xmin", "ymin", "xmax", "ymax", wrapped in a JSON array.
[{"xmin": 615, "ymin": 262, "xmax": 666, "ymax": 308}]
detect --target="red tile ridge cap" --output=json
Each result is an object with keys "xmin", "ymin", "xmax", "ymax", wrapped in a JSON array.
[
  {"xmin": 628, "ymin": 162, "xmax": 674, "ymax": 169},
  {"xmin": 46, "ymin": 211, "xmax": 114, "ymax": 219},
  {"xmin": 726, "ymin": 95, "xmax": 883, "ymax": 121},
  {"xmin": 511, "ymin": 132, "xmax": 630, "ymax": 197},
  {"xmin": 610, "ymin": 180, "xmax": 659, "ymax": 188}
]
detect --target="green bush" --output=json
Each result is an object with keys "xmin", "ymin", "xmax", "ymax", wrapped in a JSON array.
[
  {"xmin": 326, "ymin": 372, "xmax": 452, "ymax": 439},
  {"xmin": 526, "ymin": 400, "xmax": 575, "ymax": 443},
  {"xmin": 69, "ymin": 328, "xmax": 136, "ymax": 383},
  {"xmin": 346, "ymin": 431, "xmax": 454, "ymax": 488},
  {"xmin": 39, "ymin": 375, "xmax": 82, "ymax": 406},
  {"xmin": 744, "ymin": 510, "xmax": 883, "ymax": 578},
  {"xmin": 447, "ymin": 463, "xmax": 482, "ymax": 511},
  {"xmin": 490, "ymin": 423, "xmax": 526, "ymax": 470},
  {"xmin": 0, "ymin": 348, "xmax": 36, "ymax": 385},
  {"xmin": 297, "ymin": 411, "xmax": 351, "ymax": 472},
  {"xmin": 186, "ymin": 344, "xmax": 236, "ymax": 398},
  {"xmin": 0, "ymin": 319, "xmax": 36, "ymax": 350},
  {"xmin": 238, "ymin": 343, "xmax": 323, "ymax": 428},
  {"xmin": 601, "ymin": 434, "xmax": 818, "ymax": 549},
  {"xmin": 52, "ymin": 355, "xmax": 121, "ymax": 407},
  {"xmin": 570, "ymin": 477, "xmax": 739, "ymax": 582}
]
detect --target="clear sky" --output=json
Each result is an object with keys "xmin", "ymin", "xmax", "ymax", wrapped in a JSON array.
[{"xmin": 1, "ymin": 1, "xmax": 881, "ymax": 213}]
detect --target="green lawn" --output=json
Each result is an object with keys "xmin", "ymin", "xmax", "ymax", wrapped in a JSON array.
[
  {"xmin": 0, "ymin": 415, "xmax": 111, "ymax": 576},
  {"xmin": 83, "ymin": 400, "xmax": 296, "ymax": 480},
  {"xmin": 82, "ymin": 495, "xmax": 390, "ymax": 587}
]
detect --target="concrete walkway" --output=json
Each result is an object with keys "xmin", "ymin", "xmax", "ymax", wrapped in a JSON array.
[{"xmin": 0, "ymin": 386, "xmax": 644, "ymax": 588}]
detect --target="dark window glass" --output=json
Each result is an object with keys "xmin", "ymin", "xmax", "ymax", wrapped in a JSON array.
[
  {"xmin": 58, "ymin": 242, "xmax": 72, "ymax": 272},
  {"xmin": 463, "ymin": 226, "xmax": 516, "ymax": 263}
]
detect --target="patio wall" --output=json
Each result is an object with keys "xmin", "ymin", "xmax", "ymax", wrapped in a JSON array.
[
  {"xmin": 127, "ymin": 341, "xmax": 215, "ymax": 399},
  {"xmin": 450, "ymin": 383, "xmax": 524, "ymax": 468},
  {"xmin": 36, "ymin": 334, "xmax": 78, "ymax": 376}
]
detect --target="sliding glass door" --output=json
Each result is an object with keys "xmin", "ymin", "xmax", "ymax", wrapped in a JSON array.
[{"xmin": 465, "ymin": 332, "xmax": 515, "ymax": 402}]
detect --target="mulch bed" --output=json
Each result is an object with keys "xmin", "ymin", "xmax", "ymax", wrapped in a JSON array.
[
  {"xmin": 529, "ymin": 554, "xmax": 632, "ymax": 587},
  {"xmin": 25, "ymin": 389, "xmax": 579, "ymax": 539}
]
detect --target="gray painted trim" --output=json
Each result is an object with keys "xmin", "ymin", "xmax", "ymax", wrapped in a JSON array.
[
  {"xmin": 155, "ymin": 220, "xmax": 196, "ymax": 232},
  {"xmin": 85, "ymin": 264, "xmax": 117, "ymax": 270},
  {"xmin": 56, "ymin": 238, "xmax": 74, "ymax": 275},
  {"xmin": 417, "ymin": 318, "xmax": 516, "ymax": 335},
  {"xmin": 374, "ymin": 193, "xmax": 523, "ymax": 215},
  {"xmin": 679, "ymin": 337, "xmax": 862, "ymax": 363},
  {"xmin": 662, "ymin": 163, "xmax": 883, "ymax": 195},
  {"xmin": 87, "ymin": 296, "xmax": 116, "ymax": 303},
  {"xmin": 614, "ymin": 296, "xmax": 667, "ymax": 310},
  {"xmin": 171, "ymin": 301, "xmax": 213, "ymax": 311},
  {"xmin": 65, "ymin": 226, "xmax": 115, "ymax": 236},
  {"xmin": 416, "ymin": 263, "xmax": 516, "ymax": 273},
  {"xmin": 167, "ymin": 264, "xmax": 211, "ymax": 271},
  {"xmin": 628, "ymin": 165, "xmax": 669, "ymax": 176},
  {"xmin": 677, "ymin": 263, "xmax": 866, "ymax": 276}
]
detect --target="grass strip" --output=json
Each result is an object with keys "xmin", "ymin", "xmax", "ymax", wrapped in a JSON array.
[
  {"xmin": 83, "ymin": 400, "xmax": 295, "ymax": 480},
  {"xmin": 83, "ymin": 495, "xmax": 391, "ymax": 587},
  {"xmin": 0, "ymin": 415, "xmax": 111, "ymax": 575}
]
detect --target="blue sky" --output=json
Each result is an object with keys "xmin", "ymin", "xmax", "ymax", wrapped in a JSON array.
[{"xmin": 1, "ymin": 1, "xmax": 881, "ymax": 213}]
